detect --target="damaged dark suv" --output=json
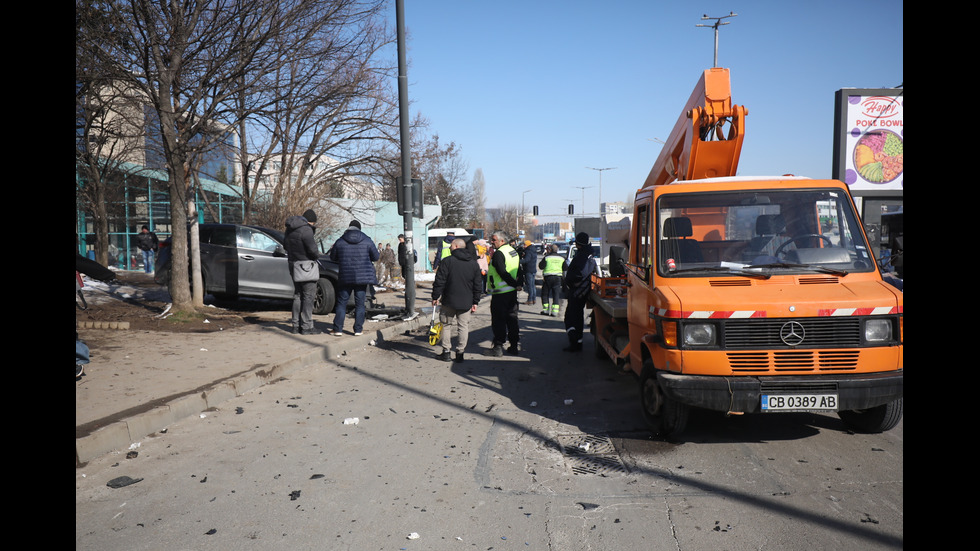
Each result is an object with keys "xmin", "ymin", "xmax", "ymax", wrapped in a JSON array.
[{"xmin": 155, "ymin": 223, "xmax": 357, "ymax": 315}]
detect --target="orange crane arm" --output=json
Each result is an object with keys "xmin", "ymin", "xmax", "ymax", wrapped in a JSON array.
[{"xmin": 643, "ymin": 68, "xmax": 748, "ymax": 188}]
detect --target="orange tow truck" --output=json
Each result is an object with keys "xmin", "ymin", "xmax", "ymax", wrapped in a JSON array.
[{"xmin": 589, "ymin": 68, "xmax": 903, "ymax": 436}]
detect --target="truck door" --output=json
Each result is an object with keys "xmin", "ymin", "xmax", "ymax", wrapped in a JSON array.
[{"xmin": 632, "ymin": 200, "xmax": 653, "ymax": 285}]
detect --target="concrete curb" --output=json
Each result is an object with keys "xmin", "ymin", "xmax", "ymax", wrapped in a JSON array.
[
  {"xmin": 77, "ymin": 320, "xmax": 131, "ymax": 330},
  {"xmin": 75, "ymin": 315, "xmax": 426, "ymax": 466}
]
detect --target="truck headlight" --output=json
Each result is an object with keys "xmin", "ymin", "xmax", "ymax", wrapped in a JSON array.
[
  {"xmin": 865, "ymin": 319, "xmax": 893, "ymax": 342},
  {"xmin": 682, "ymin": 323, "xmax": 718, "ymax": 347}
]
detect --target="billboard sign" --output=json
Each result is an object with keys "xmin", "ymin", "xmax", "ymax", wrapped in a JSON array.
[{"xmin": 833, "ymin": 89, "xmax": 904, "ymax": 193}]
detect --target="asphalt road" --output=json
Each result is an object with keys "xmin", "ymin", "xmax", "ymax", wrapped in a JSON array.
[{"xmin": 75, "ymin": 304, "xmax": 903, "ymax": 550}]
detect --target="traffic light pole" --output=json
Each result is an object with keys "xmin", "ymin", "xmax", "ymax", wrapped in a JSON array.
[{"xmin": 396, "ymin": 0, "xmax": 416, "ymax": 317}]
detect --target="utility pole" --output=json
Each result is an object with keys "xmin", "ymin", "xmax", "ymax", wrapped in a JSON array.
[
  {"xmin": 586, "ymin": 166, "xmax": 616, "ymax": 216},
  {"xmin": 572, "ymin": 186, "xmax": 593, "ymax": 217},
  {"xmin": 519, "ymin": 189, "xmax": 532, "ymax": 235},
  {"xmin": 586, "ymin": 167, "xmax": 616, "ymax": 264},
  {"xmin": 396, "ymin": 0, "xmax": 415, "ymax": 317},
  {"xmin": 696, "ymin": 11, "xmax": 737, "ymax": 67}
]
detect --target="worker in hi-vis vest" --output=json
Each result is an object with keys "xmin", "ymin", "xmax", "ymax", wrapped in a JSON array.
[
  {"xmin": 538, "ymin": 243, "xmax": 567, "ymax": 317},
  {"xmin": 483, "ymin": 230, "xmax": 522, "ymax": 357}
]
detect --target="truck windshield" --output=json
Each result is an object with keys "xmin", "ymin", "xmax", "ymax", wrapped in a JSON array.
[{"xmin": 656, "ymin": 187, "xmax": 875, "ymax": 276}]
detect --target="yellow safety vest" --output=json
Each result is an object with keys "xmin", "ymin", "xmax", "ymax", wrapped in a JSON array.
[
  {"xmin": 542, "ymin": 254, "xmax": 564, "ymax": 276},
  {"xmin": 487, "ymin": 244, "xmax": 519, "ymax": 294}
]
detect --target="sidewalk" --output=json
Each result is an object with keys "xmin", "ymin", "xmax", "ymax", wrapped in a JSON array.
[{"xmin": 75, "ymin": 309, "xmax": 427, "ymax": 466}]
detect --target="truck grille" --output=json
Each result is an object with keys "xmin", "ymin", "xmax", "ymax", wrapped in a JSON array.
[
  {"xmin": 724, "ymin": 318, "xmax": 862, "ymax": 349},
  {"xmin": 727, "ymin": 350, "xmax": 860, "ymax": 372}
]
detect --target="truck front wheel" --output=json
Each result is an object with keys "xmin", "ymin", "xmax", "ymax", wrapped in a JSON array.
[
  {"xmin": 640, "ymin": 362, "xmax": 689, "ymax": 438},
  {"xmin": 838, "ymin": 397, "xmax": 903, "ymax": 433}
]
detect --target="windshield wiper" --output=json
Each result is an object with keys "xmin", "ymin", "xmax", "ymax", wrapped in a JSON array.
[
  {"xmin": 669, "ymin": 266, "xmax": 771, "ymax": 279},
  {"xmin": 746, "ymin": 262, "xmax": 849, "ymax": 277}
]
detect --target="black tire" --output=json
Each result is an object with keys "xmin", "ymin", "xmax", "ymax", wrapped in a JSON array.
[
  {"xmin": 313, "ymin": 277, "xmax": 336, "ymax": 315},
  {"xmin": 639, "ymin": 361, "xmax": 689, "ymax": 438},
  {"xmin": 838, "ymin": 398, "xmax": 903, "ymax": 433},
  {"xmin": 592, "ymin": 316, "xmax": 607, "ymax": 359},
  {"xmin": 594, "ymin": 340, "xmax": 608, "ymax": 359}
]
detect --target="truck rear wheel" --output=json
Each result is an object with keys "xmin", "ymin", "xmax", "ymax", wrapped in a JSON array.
[
  {"xmin": 838, "ymin": 397, "xmax": 903, "ymax": 433},
  {"xmin": 640, "ymin": 362, "xmax": 689, "ymax": 438}
]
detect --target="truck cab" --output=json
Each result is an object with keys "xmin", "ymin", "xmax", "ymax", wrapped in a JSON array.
[
  {"xmin": 624, "ymin": 176, "xmax": 903, "ymax": 435},
  {"xmin": 588, "ymin": 67, "xmax": 902, "ymax": 437}
]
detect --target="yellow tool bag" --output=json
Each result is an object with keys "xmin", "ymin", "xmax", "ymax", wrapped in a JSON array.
[{"xmin": 428, "ymin": 305, "xmax": 442, "ymax": 345}]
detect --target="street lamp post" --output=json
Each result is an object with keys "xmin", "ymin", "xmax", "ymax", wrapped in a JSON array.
[
  {"xmin": 519, "ymin": 189, "xmax": 532, "ymax": 235},
  {"xmin": 572, "ymin": 186, "xmax": 593, "ymax": 217},
  {"xmin": 586, "ymin": 166, "xmax": 616, "ymax": 216},
  {"xmin": 696, "ymin": 12, "xmax": 737, "ymax": 67}
]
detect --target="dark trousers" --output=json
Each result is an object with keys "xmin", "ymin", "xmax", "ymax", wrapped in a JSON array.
[
  {"xmin": 541, "ymin": 275, "xmax": 562, "ymax": 307},
  {"xmin": 564, "ymin": 295, "xmax": 588, "ymax": 345},
  {"xmin": 524, "ymin": 270, "xmax": 537, "ymax": 301},
  {"xmin": 490, "ymin": 291, "xmax": 520, "ymax": 346},
  {"xmin": 292, "ymin": 281, "xmax": 316, "ymax": 330}
]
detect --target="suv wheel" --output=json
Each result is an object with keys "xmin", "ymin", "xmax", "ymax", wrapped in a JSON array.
[{"xmin": 313, "ymin": 278, "xmax": 336, "ymax": 315}]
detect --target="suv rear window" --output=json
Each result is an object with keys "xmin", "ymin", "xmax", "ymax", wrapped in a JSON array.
[{"xmin": 208, "ymin": 227, "xmax": 236, "ymax": 247}]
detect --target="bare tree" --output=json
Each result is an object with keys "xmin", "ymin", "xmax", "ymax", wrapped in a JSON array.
[
  {"xmin": 487, "ymin": 202, "xmax": 521, "ymax": 235},
  {"xmin": 84, "ymin": 0, "xmax": 379, "ymax": 312},
  {"xmin": 470, "ymin": 168, "xmax": 486, "ymax": 230},
  {"xmin": 75, "ymin": 79, "xmax": 149, "ymax": 266},
  {"xmin": 233, "ymin": 0, "xmax": 398, "ymax": 232},
  {"xmin": 416, "ymin": 134, "xmax": 471, "ymax": 227},
  {"xmin": 76, "ymin": 3, "xmax": 150, "ymax": 266},
  {"xmin": 372, "ymin": 126, "xmax": 472, "ymax": 226}
]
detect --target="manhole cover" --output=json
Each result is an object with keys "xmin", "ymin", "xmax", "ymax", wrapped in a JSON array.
[{"xmin": 556, "ymin": 434, "xmax": 628, "ymax": 475}]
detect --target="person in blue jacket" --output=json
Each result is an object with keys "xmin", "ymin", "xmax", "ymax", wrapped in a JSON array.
[
  {"xmin": 520, "ymin": 240, "xmax": 538, "ymax": 305},
  {"xmin": 328, "ymin": 220, "xmax": 379, "ymax": 336}
]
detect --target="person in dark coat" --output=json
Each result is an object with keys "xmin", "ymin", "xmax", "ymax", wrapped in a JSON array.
[
  {"xmin": 285, "ymin": 209, "xmax": 321, "ymax": 335},
  {"xmin": 136, "ymin": 225, "xmax": 159, "ymax": 273},
  {"xmin": 520, "ymin": 239, "xmax": 538, "ymax": 305},
  {"xmin": 397, "ymin": 234, "xmax": 417, "ymax": 280},
  {"xmin": 431, "ymin": 238, "xmax": 483, "ymax": 362},
  {"xmin": 328, "ymin": 220, "xmax": 379, "ymax": 336},
  {"xmin": 563, "ymin": 232, "xmax": 598, "ymax": 352}
]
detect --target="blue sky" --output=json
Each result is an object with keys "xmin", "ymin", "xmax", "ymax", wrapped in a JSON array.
[{"xmin": 392, "ymin": 0, "xmax": 903, "ymax": 223}]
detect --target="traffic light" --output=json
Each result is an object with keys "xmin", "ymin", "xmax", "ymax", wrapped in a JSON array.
[
  {"xmin": 568, "ymin": 204, "xmax": 574, "ymax": 215},
  {"xmin": 533, "ymin": 205, "xmax": 539, "ymax": 216},
  {"xmin": 396, "ymin": 177, "xmax": 423, "ymax": 217}
]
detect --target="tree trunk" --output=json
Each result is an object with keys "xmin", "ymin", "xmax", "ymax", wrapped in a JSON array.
[
  {"xmin": 188, "ymin": 197, "xmax": 204, "ymax": 308},
  {"xmin": 167, "ymin": 161, "xmax": 193, "ymax": 311}
]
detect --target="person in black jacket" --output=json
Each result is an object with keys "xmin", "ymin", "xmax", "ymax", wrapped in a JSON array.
[
  {"xmin": 136, "ymin": 226, "xmax": 159, "ymax": 273},
  {"xmin": 431, "ymin": 238, "xmax": 483, "ymax": 362},
  {"xmin": 563, "ymin": 232, "xmax": 598, "ymax": 352},
  {"xmin": 284, "ymin": 209, "xmax": 321, "ymax": 335},
  {"xmin": 397, "ymin": 234, "xmax": 418, "ymax": 281}
]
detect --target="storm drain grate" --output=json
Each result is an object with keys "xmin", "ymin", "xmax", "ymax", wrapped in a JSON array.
[{"xmin": 556, "ymin": 434, "xmax": 628, "ymax": 475}]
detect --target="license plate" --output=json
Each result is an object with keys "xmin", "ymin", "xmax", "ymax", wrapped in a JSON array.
[{"xmin": 761, "ymin": 394, "xmax": 838, "ymax": 412}]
